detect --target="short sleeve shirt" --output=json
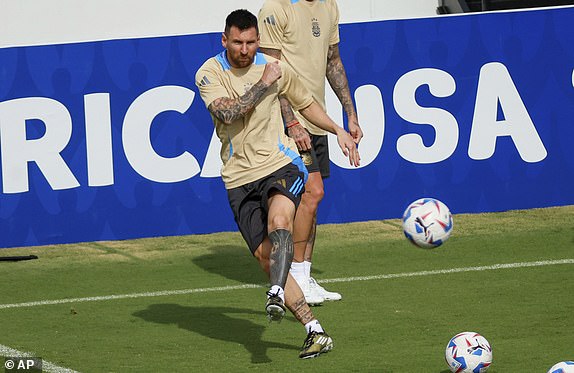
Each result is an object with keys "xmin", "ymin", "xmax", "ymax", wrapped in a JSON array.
[
  {"xmin": 195, "ymin": 51, "xmax": 314, "ymax": 189},
  {"xmin": 258, "ymin": 0, "xmax": 340, "ymax": 135}
]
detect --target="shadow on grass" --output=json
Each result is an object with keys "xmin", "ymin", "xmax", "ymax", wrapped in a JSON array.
[
  {"xmin": 193, "ymin": 245, "xmax": 266, "ymax": 284},
  {"xmin": 133, "ymin": 303, "xmax": 299, "ymax": 363},
  {"xmin": 193, "ymin": 244, "xmax": 326, "ymax": 284}
]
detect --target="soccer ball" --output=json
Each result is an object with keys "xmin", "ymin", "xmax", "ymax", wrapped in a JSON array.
[
  {"xmin": 402, "ymin": 198, "xmax": 453, "ymax": 248},
  {"xmin": 445, "ymin": 332, "xmax": 492, "ymax": 373},
  {"xmin": 548, "ymin": 361, "xmax": 574, "ymax": 373}
]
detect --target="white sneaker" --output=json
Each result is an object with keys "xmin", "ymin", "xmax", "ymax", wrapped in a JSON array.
[
  {"xmin": 297, "ymin": 278, "xmax": 324, "ymax": 306},
  {"xmin": 309, "ymin": 277, "xmax": 342, "ymax": 301}
]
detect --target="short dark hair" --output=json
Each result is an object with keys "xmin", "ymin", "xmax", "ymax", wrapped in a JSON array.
[{"xmin": 224, "ymin": 9, "xmax": 258, "ymax": 35}]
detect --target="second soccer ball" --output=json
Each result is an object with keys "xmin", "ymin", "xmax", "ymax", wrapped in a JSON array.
[
  {"xmin": 445, "ymin": 331, "xmax": 492, "ymax": 373},
  {"xmin": 547, "ymin": 361, "xmax": 574, "ymax": 373}
]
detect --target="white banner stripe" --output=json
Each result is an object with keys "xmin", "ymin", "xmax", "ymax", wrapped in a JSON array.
[{"xmin": 0, "ymin": 259, "xmax": 572, "ymax": 310}]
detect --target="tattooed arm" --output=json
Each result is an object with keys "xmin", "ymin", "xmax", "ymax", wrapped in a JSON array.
[
  {"xmin": 280, "ymin": 91, "xmax": 312, "ymax": 152},
  {"xmin": 208, "ymin": 80, "xmax": 270, "ymax": 125},
  {"xmin": 208, "ymin": 61, "xmax": 282, "ymax": 125},
  {"xmin": 260, "ymin": 47, "xmax": 311, "ymax": 151},
  {"xmin": 299, "ymin": 101, "xmax": 360, "ymax": 167},
  {"xmin": 326, "ymin": 43, "xmax": 363, "ymax": 144}
]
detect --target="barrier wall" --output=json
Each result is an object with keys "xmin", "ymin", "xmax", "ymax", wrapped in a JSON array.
[
  {"xmin": 0, "ymin": 0, "xmax": 437, "ymax": 48},
  {"xmin": 0, "ymin": 7, "xmax": 573, "ymax": 248}
]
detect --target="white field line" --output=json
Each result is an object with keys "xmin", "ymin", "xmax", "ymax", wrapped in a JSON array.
[
  {"xmin": 0, "ymin": 284, "xmax": 263, "ymax": 310},
  {"xmin": 0, "ymin": 259, "xmax": 573, "ymax": 311},
  {"xmin": 0, "ymin": 344, "xmax": 79, "ymax": 373},
  {"xmin": 317, "ymin": 258, "xmax": 574, "ymax": 284}
]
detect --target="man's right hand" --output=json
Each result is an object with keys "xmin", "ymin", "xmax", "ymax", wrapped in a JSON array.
[
  {"xmin": 261, "ymin": 61, "xmax": 282, "ymax": 86},
  {"xmin": 288, "ymin": 123, "xmax": 312, "ymax": 151}
]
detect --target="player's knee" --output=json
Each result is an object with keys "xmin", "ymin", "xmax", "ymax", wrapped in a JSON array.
[
  {"xmin": 268, "ymin": 214, "xmax": 292, "ymax": 232},
  {"xmin": 303, "ymin": 183, "xmax": 324, "ymax": 208}
]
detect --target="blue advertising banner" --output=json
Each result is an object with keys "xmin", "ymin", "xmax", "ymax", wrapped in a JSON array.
[{"xmin": 0, "ymin": 7, "xmax": 573, "ymax": 248}]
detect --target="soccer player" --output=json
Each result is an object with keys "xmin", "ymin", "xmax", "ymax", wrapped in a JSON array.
[
  {"xmin": 195, "ymin": 9, "xmax": 359, "ymax": 358},
  {"xmin": 258, "ymin": 0, "xmax": 363, "ymax": 305}
]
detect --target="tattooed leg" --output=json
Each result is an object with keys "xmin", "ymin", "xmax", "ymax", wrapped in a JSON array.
[
  {"xmin": 304, "ymin": 213, "xmax": 317, "ymax": 263},
  {"xmin": 284, "ymin": 275, "xmax": 315, "ymax": 325},
  {"xmin": 268, "ymin": 228, "xmax": 294, "ymax": 289}
]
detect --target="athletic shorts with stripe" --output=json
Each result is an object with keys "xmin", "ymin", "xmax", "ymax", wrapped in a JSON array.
[{"xmin": 227, "ymin": 163, "xmax": 308, "ymax": 255}]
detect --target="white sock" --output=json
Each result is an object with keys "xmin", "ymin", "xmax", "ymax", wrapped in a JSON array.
[
  {"xmin": 304, "ymin": 261, "xmax": 312, "ymax": 279},
  {"xmin": 290, "ymin": 261, "xmax": 306, "ymax": 285},
  {"xmin": 269, "ymin": 285, "xmax": 285, "ymax": 302},
  {"xmin": 304, "ymin": 319, "xmax": 325, "ymax": 334}
]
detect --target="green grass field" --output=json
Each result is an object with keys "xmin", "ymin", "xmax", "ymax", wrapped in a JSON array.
[{"xmin": 0, "ymin": 206, "xmax": 573, "ymax": 372}]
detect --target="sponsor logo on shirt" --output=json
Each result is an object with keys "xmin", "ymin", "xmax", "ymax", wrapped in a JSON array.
[
  {"xmin": 264, "ymin": 15, "xmax": 277, "ymax": 26},
  {"xmin": 198, "ymin": 75, "xmax": 211, "ymax": 86}
]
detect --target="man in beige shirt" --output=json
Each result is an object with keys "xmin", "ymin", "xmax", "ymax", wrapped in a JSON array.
[
  {"xmin": 195, "ymin": 9, "xmax": 359, "ymax": 358},
  {"xmin": 258, "ymin": 0, "xmax": 363, "ymax": 305}
]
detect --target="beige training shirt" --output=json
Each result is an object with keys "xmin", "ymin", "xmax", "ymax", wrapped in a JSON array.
[
  {"xmin": 196, "ymin": 51, "xmax": 314, "ymax": 189},
  {"xmin": 259, "ymin": 0, "xmax": 340, "ymax": 136}
]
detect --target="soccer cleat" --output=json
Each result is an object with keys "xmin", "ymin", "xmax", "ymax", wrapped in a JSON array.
[
  {"xmin": 265, "ymin": 290, "xmax": 286, "ymax": 322},
  {"xmin": 296, "ymin": 278, "xmax": 324, "ymax": 306},
  {"xmin": 309, "ymin": 277, "xmax": 342, "ymax": 301},
  {"xmin": 299, "ymin": 331, "xmax": 333, "ymax": 359}
]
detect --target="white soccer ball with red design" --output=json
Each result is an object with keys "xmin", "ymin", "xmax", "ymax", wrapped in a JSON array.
[
  {"xmin": 445, "ymin": 332, "xmax": 492, "ymax": 373},
  {"xmin": 548, "ymin": 361, "xmax": 574, "ymax": 373},
  {"xmin": 402, "ymin": 198, "xmax": 453, "ymax": 248}
]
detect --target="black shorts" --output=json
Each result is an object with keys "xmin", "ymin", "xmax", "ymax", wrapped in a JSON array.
[
  {"xmin": 227, "ymin": 163, "xmax": 307, "ymax": 255},
  {"xmin": 300, "ymin": 134, "xmax": 330, "ymax": 179}
]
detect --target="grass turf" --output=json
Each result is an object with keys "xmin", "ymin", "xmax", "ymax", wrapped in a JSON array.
[{"xmin": 0, "ymin": 206, "xmax": 572, "ymax": 372}]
